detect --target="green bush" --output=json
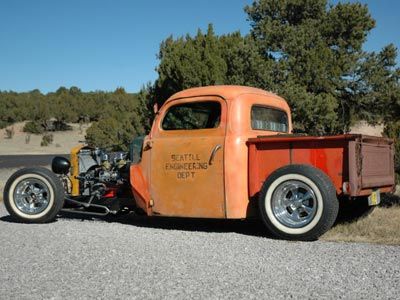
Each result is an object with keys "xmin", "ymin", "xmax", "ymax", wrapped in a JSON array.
[
  {"xmin": 0, "ymin": 120, "xmax": 9, "ymax": 129},
  {"xmin": 40, "ymin": 133, "xmax": 54, "ymax": 147},
  {"xmin": 86, "ymin": 117, "xmax": 136, "ymax": 151},
  {"xmin": 23, "ymin": 121, "xmax": 44, "ymax": 134}
]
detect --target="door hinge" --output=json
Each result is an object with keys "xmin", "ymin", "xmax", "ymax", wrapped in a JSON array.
[{"xmin": 144, "ymin": 140, "xmax": 153, "ymax": 151}]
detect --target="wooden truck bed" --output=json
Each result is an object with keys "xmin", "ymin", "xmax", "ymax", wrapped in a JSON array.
[{"xmin": 247, "ymin": 134, "xmax": 395, "ymax": 198}]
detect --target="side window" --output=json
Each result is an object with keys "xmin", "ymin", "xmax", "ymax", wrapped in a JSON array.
[
  {"xmin": 251, "ymin": 105, "xmax": 288, "ymax": 132},
  {"xmin": 162, "ymin": 101, "xmax": 221, "ymax": 130},
  {"xmin": 129, "ymin": 136, "xmax": 145, "ymax": 164}
]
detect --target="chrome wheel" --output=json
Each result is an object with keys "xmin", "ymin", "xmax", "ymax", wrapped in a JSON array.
[
  {"xmin": 271, "ymin": 180, "xmax": 317, "ymax": 228},
  {"xmin": 13, "ymin": 178, "xmax": 50, "ymax": 215}
]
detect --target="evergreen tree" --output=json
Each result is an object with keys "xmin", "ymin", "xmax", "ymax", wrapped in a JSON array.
[
  {"xmin": 146, "ymin": 1, "xmax": 399, "ymax": 135},
  {"xmin": 245, "ymin": 0, "xmax": 399, "ymax": 133}
]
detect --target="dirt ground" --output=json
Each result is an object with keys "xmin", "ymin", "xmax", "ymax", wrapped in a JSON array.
[
  {"xmin": 0, "ymin": 122, "xmax": 87, "ymax": 194},
  {"xmin": 0, "ymin": 122, "xmax": 88, "ymax": 155}
]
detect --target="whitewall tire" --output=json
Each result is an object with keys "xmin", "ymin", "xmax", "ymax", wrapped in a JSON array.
[
  {"xmin": 3, "ymin": 167, "xmax": 65, "ymax": 223},
  {"xmin": 259, "ymin": 164, "xmax": 338, "ymax": 241}
]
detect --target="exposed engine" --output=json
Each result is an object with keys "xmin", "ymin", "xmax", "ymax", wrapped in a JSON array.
[
  {"xmin": 74, "ymin": 147, "xmax": 129, "ymax": 198},
  {"xmin": 51, "ymin": 139, "xmax": 145, "ymax": 216},
  {"xmin": 52, "ymin": 147, "xmax": 130, "ymax": 201}
]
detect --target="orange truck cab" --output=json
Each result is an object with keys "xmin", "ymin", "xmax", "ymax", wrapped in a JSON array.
[
  {"xmin": 130, "ymin": 86, "xmax": 292, "ymax": 217},
  {"xmin": 129, "ymin": 85, "xmax": 395, "ymax": 240}
]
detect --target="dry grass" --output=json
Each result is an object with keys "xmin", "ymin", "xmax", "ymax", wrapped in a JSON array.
[{"xmin": 322, "ymin": 206, "xmax": 400, "ymax": 245}]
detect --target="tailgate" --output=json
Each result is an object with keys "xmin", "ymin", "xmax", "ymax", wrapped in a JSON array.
[{"xmin": 348, "ymin": 136, "xmax": 395, "ymax": 196}]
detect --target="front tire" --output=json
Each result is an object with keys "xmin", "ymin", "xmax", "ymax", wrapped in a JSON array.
[
  {"xmin": 3, "ymin": 167, "xmax": 65, "ymax": 223},
  {"xmin": 259, "ymin": 164, "xmax": 339, "ymax": 241}
]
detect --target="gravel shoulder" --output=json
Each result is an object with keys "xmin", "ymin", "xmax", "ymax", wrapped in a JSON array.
[{"xmin": 0, "ymin": 204, "xmax": 399, "ymax": 299}]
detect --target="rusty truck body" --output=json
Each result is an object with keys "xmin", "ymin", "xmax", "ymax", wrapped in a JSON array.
[{"xmin": 3, "ymin": 86, "xmax": 395, "ymax": 240}]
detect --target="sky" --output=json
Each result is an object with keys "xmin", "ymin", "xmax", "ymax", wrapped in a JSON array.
[{"xmin": 0, "ymin": 0, "xmax": 398, "ymax": 93}]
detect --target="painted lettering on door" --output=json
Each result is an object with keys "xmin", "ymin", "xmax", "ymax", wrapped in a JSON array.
[{"xmin": 165, "ymin": 153, "xmax": 208, "ymax": 180}]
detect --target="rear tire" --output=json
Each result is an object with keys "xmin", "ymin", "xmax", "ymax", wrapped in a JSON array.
[
  {"xmin": 3, "ymin": 167, "xmax": 65, "ymax": 223},
  {"xmin": 259, "ymin": 164, "xmax": 339, "ymax": 241}
]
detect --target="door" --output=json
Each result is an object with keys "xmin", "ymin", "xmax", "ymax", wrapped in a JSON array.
[{"xmin": 150, "ymin": 97, "xmax": 226, "ymax": 218}]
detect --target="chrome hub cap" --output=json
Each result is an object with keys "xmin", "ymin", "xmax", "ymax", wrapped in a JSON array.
[
  {"xmin": 271, "ymin": 180, "xmax": 317, "ymax": 228},
  {"xmin": 13, "ymin": 178, "xmax": 50, "ymax": 215}
]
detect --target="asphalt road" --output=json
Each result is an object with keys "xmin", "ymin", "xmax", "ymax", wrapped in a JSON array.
[
  {"xmin": 0, "ymin": 204, "xmax": 399, "ymax": 299},
  {"xmin": 0, "ymin": 155, "xmax": 68, "ymax": 169}
]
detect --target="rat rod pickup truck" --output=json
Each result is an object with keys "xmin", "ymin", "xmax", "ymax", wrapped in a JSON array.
[{"xmin": 3, "ymin": 86, "xmax": 395, "ymax": 240}]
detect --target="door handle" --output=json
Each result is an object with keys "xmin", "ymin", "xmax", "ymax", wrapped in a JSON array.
[{"xmin": 209, "ymin": 144, "xmax": 222, "ymax": 165}]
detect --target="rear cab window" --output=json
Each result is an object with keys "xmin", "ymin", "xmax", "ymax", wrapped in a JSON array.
[
  {"xmin": 251, "ymin": 105, "xmax": 288, "ymax": 133},
  {"xmin": 162, "ymin": 101, "xmax": 221, "ymax": 130}
]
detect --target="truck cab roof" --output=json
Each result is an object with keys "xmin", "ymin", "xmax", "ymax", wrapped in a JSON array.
[{"xmin": 166, "ymin": 85, "xmax": 287, "ymax": 104}]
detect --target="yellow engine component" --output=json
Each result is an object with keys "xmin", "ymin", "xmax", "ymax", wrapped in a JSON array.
[
  {"xmin": 101, "ymin": 160, "xmax": 111, "ymax": 171},
  {"xmin": 69, "ymin": 144, "xmax": 85, "ymax": 196}
]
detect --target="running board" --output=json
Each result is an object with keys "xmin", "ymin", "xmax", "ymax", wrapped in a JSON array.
[{"xmin": 60, "ymin": 208, "xmax": 110, "ymax": 217}]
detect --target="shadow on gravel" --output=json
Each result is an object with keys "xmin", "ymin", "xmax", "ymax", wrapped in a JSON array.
[
  {"xmin": 58, "ymin": 211, "xmax": 274, "ymax": 238},
  {"xmin": 0, "ymin": 215, "xmax": 59, "ymax": 224}
]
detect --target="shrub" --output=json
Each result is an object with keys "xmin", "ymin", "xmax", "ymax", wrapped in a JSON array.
[
  {"xmin": 25, "ymin": 134, "xmax": 31, "ymax": 144},
  {"xmin": 53, "ymin": 120, "xmax": 72, "ymax": 131},
  {"xmin": 86, "ymin": 117, "xmax": 136, "ymax": 151},
  {"xmin": 23, "ymin": 121, "xmax": 44, "ymax": 134},
  {"xmin": 46, "ymin": 120, "xmax": 73, "ymax": 132},
  {"xmin": 40, "ymin": 133, "xmax": 54, "ymax": 147},
  {"xmin": 4, "ymin": 127, "xmax": 14, "ymax": 139},
  {"xmin": 0, "ymin": 121, "xmax": 9, "ymax": 129}
]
